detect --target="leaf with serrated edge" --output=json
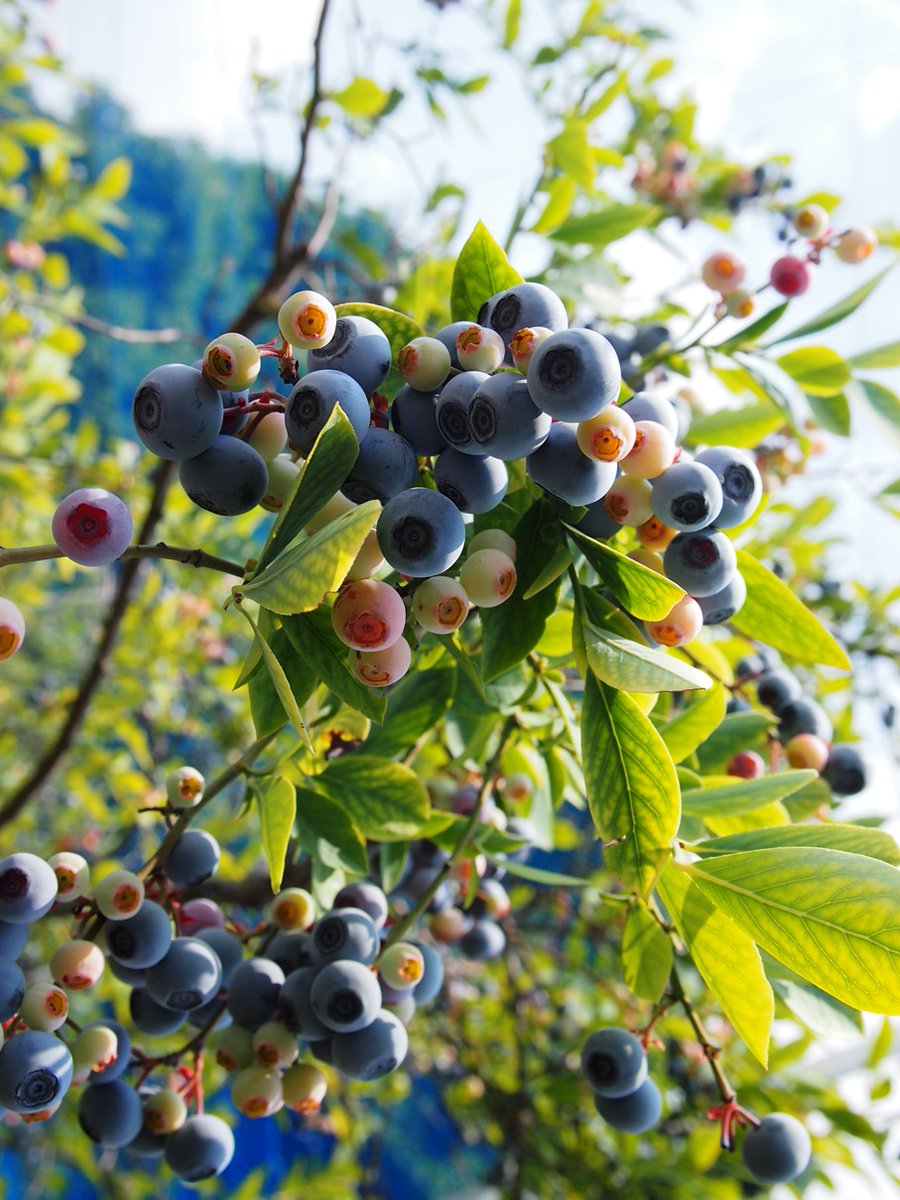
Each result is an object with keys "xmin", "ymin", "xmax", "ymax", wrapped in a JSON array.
[
  {"xmin": 681, "ymin": 847, "xmax": 900, "ymax": 1015},
  {"xmin": 450, "ymin": 221, "xmax": 523, "ymax": 323},
  {"xmin": 583, "ymin": 675, "xmax": 680, "ymax": 896},
  {"xmin": 730, "ymin": 550, "xmax": 851, "ymax": 670},
  {"xmin": 567, "ymin": 526, "xmax": 683, "ymax": 620},
  {"xmin": 242, "ymin": 501, "xmax": 380, "ymax": 615},
  {"xmin": 335, "ymin": 302, "xmax": 424, "ymax": 361},
  {"xmin": 583, "ymin": 621, "xmax": 711, "ymax": 693},
  {"xmin": 621, "ymin": 903, "xmax": 673, "ymax": 1003},
  {"xmin": 687, "ymin": 823, "xmax": 900, "ymax": 867},
  {"xmin": 237, "ymin": 604, "xmax": 313, "ymax": 754},
  {"xmin": 682, "ymin": 770, "xmax": 817, "ymax": 818},
  {"xmin": 657, "ymin": 866, "xmax": 772, "ymax": 1066},
  {"xmin": 660, "ymin": 686, "xmax": 726, "ymax": 763},
  {"xmin": 257, "ymin": 775, "xmax": 296, "ymax": 892}
]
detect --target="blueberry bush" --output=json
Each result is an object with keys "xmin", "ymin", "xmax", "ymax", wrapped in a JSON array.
[{"xmin": 1, "ymin": 1, "xmax": 899, "ymax": 1196}]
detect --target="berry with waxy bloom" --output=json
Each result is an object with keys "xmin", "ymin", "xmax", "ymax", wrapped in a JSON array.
[
  {"xmin": 770, "ymin": 255, "xmax": 812, "ymax": 297},
  {"xmin": 349, "ymin": 638, "xmax": 412, "ymax": 688},
  {"xmin": 331, "ymin": 579, "xmax": 407, "ymax": 652},
  {"xmin": 0, "ymin": 597, "xmax": 25, "ymax": 661},
  {"xmin": 202, "ymin": 331, "xmax": 261, "ymax": 391},
  {"xmin": 52, "ymin": 488, "xmax": 133, "ymax": 567},
  {"xmin": 414, "ymin": 576, "xmax": 470, "ymax": 635},
  {"xmin": 646, "ymin": 594, "xmax": 703, "ymax": 648},
  {"xmin": 277, "ymin": 289, "xmax": 336, "ymax": 350}
]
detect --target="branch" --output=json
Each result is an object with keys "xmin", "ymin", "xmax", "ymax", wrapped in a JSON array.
[
  {"xmin": 67, "ymin": 309, "xmax": 182, "ymax": 345},
  {"xmin": 0, "ymin": 542, "xmax": 245, "ymax": 577}
]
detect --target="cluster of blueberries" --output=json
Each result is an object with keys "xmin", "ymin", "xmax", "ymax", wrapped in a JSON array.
[
  {"xmin": 726, "ymin": 653, "xmax": 867, "ymax": 794},
  {"xmin": 581, "ymin": 1026, "xmax": 812, "ymax": 1185}
]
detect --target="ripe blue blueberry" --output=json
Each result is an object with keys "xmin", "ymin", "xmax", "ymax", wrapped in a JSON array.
[
  {"xmin": 162, "ymin": 830, "xmax": 221, "ymax": 890},
  {"xmin": 196, "ymin": 927, "xmax": 245, "ymax": 985},
  {"xmin": 742, "ymin": 1113, "xmax": 812, "ymax": 1185},
  {"xmin": 331, "ymin": 1008, "xmax": 409, "ymax": 1081},
  {"xmin": 130, "ymin": 987, "xmax": 187, "ymax": 1037},
  {"xmin": 756, "ymin": 669, "xmax": 802, "ymax": 714},
  {"xmin": 52, "ymin": 488, "xmax": 133, "ymax": 567},
  {"xmin": 179, "ymin": 435, "xmax": 268, "ymax": 516},
  {"xmin": 467, "ymin": 372, "xmax": 552, "ymax": 459},
  {"xmin": 132, "ymin": 364, "xmax": 223, "ymax": 461},
  {"xmin": 696, "ymin": 570, "xmax": 747, "ymax": 624},
  {"xmin": 632, "ymin": 324, "xmax": 671, "ymax": 356},
  {"xmin": 266, "ymin": 930, "xmax": 317, "ymax": 975},
  {"xmin": 341, "ymin": 427, "xmax": 418, "ymax": 504},
  {"xmin": 620, "ymin": 391, "xmax": 680, "ymax": 438},
  {"xmin": 527, "ymin": 329, "xmax": 621, "ymax": 421},
  {"xmin": 434, "ymin": 449, "xmax": 508, "ymax": 514},
  {"xmin": 576, "ymin": 496, "xmax": 622, "ymax": 541},
  {"xmin": 435, "ymin": 370, "xmax": 489, "ymax": 452},
  {"xmin": 0, "ymin": 920, "xmax": 30, "ymax": 961},
  {"xmin": 778, "ymin": 698, "xmax": 833, "ymax": 744},
  {"xmin": 390, "ymin": 385, "xmax": 448, "ymax": 456},
  {"xmin": 478, "ymin": 281, "xmax": 568, "ymax": 349},
  {"xmin": 226, "ymin": 957, "xmax": 285, "ymax": 1028},
  {"xmin": 0, "ymin": 1030, "xmax": 73, "ymax": 1113},
  {"xmin": 79, "ymin": 1080, "xmax": 144, "ymax": 1148},
  {"xmin": 0, "ymin": 853, "xmax": 58, "ymax": 924},
  {"xmin": 411, "ymin": 941, "xmax": 444, "ymax": 1005},
  {"xmin": 651, "ymin": 461, "xmax": 723, "ymax": 532},
  {"xmin": 219, "ymin": 386, "xmax": 250, "ymax": 436},
  {"xmin": 460, "ymin": 919, "xmax": 506, "ymax": 961},
  {"xmin": 376, "ymin": 488, "xmax": 466, "ymax": 577},
  {"xmin": 435, "ymin": 321, "xmax": 478, "ymax": 370},
  {"xmin": 0, "ymin": 958, "xmax": 25, "ymax": 1022},
  {"xmin": 145, "ymin": 937, "xmax": 223, "ymax": 1013},
  {"xmin": 526, "ymin": 422, "xmax": 618, "ymax": 506},
  {"xmin": 593, "ymin": 1077, "xmax": 661, "ymax": 1134},
  {"xmin": 581, "ymin": 1028, "xmax": 648, "ymax": 1098},
  {"xmin": 822, "ymin": 743, "xmax": 867, "ymax": 795},
  {"xmin": 105, "ymin": 900, "xmax": 173, "ymax": 970},
  {"xmin": 165, "ymin": 1113, "xmax": 235, "ymax": 1182},
  {"xmin": 313, "ymin": 906, "xmax": 379, "ymax": 966},
  {"xmin": 310, "ymin": 959, "xmax": 382, "ymax": 1033},
  {"xmin": 695, "ymin": 445, "xmax": 763, "ymax": 528},
  {"xmin": 277, "ymin": 967, "xmax": 330, "ymax": 1040},
  {"xmin": 333, "ymin": 882, "xmax": 389, "ymax": 930},
  {"xmin": 663, "ymin": 529, "xmax": 737, "ymax": 597},
  {"xmin": 307, "ymin": 315, "xmax": 392, "ymax": 397},
  {"xmin": 284, "ymin": 368, "xmax": 371, "ymax": 455}
]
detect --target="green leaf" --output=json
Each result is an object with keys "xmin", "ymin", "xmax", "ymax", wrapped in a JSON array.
[
  {"xmin": 682, "ymin": 848, "xmax": 900, "ymax": 1015},
  {"xmin": 582, "ymin": 619, "xmax": 712, "ymax": 693},
  {"xmin": 547, "ymin": 119, "xmax": 594, "ymax": 189},
  {"xmin": 659, "ymin": 684, "xmax": 726, "ymax": 762},
  {"xmin": 645, "ymin": 56, "xmax": 675, "ymax": 82},
  {"xmin": 294, "ymin": 787, "xmax": 368, "ymax": 876},
  {"xmin": 503, "ymin": 0, "xmax": 522, "ymax": 46},
  {"xmin": 92, "ymin": 156, "xmax": 132, "ymax": 202},
  {"xmin": 657, "ymin": 867, "xmax": 773, "ymax": 1067},
  {"xmin": 855, "ymin": 379, "xmax": 900, "ymax": 430},
  {"xmin": 770, "ymin": 976, "xmax": 863, "ymax": 1040},
  {"xmin": 806, "ymin": 391, "xmax": 850, "ymax": 436},
  {"xmin": 363, "ymin": 661, "xmax": 456, "ymax": 758},
  {"xmin": 694, "ymin": 712, "xmax": 774, "ymax": 772},
  {"xmin": 775, "ymin": 346, "xmax": 851, "ymax": 396},
  {"xmin": 257, "ymin": 775, "xmax": 296, "ymax": 892},
  {"xmin": 848, "ymin": 340, "xmax": 900, "ymax": 370},
  {"xmin": 689, "ymin": 823, "xmax": 900, "ymax": 866},
  {"xmin": 334, "ymin": 302, "xmax": 423, "ymax": 362},
  {"xmin": 450, "ymin": 221, "xmax": 523, "ymax": 322},
  {"xmin": 480, "ymin": 503, "xmax": 562, "ymax": 682},
  {"xmin": 312, "ymin": 754, "xmax": 430, "ymax": 840},
  {"xmin": 567, "ymin": 527, "xmax": 683, "ymax": 620},
  {"xmin": 766, "ymin": 266, "xmax": 893, "ymax": 345},
  {"xmin": 494, "ymin": 860, "xmax": 591, "ymax": 887},
  {"xmin": 241, "ymin": 501, "xmax": 380, "ymax": 615},
  {"xmin": 553, "ymin": 202, "xmax": 661, "ymax": 247},
  {"xmin": 684, "ymin": 402, "xmax": 785, "ymax": 449},
  {"xmin": 249, "ymin": 628, "xmax": 316, "ymax": 737},
  {"xmin": 331, "ymin": 77, "xmax": 390, "ymax": 118},
  {"xmin": 254, "ymin": 406, "xmax": 360, "ymax": 575},
  {"xmin": 379, "ymin": 842, "xmax": 409, "ymax": 894},
  {"xmin": 711, "ymin": 302, "xmax": 788, "ymax": 354},
  {"xmin": 281, "ymin": 611, "xmax": 386, "ymax": 724},
  {"xmin": 621, "ymin": 903, "xmax": 673, "ymax": 1003},
  {"xmin": 238, "ymin": 605, "xmax": 313, "ymax": 753},
  {"xmin": 583, "ymin": 72, "xmax": 627, "ymax": 120},
  {"xmin": 530, "ymin": 176, "xmax": 577, "ymax": 236},
  {"xmin": 681, "ymin": 770, "xmax": 818, "ymax": 818},
  {"xmin": 730, "ymin": 550, "xmax": 851, "ymax": 669},
  {"xmin": 583, "ymin": 675, "xmax": 680, "ymax": 896}
]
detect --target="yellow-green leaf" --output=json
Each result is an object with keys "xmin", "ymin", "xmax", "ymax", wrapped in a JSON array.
[
  {"xmin": 681, "ymin": 770, "xmax": 817, "ymax": 818},
  {"xmin": 775, "ymin": 346, "xmax": 851, "ymax": 396},
  {"xmin": 567, "ymin": 526, "xmax": 683, "ymax": 620},
  {"xmin": 583, "ymin": 620, "xmax": 711, "ymax": 693},
  {"xmin": 257, "ymin": 775, "xmax": 297, "ymax": 892},
  {"xmin": 621, "ymin": 903, "xmax": 673, "ymax": 1003},
  {"xmin": 331, "ymin": 77, "xmax": 390, "ymax": 118},
  {"xmin": 237, "ymin": 604, "xmax": 313, "ymax": 753},
  {"xmin": 689, "ymin": 823, "xmax": 900, "ymax": 867},
  {"xmin": 659, "ymin": 684, "xmax": 726, "ymax": 762},
  {"xmin": 312, "ymin": 754, "xmax": 430, "ymax": 841},
  {"xmin": 450, "ymin": 220, "xmax": 524, "ymax": 323}
]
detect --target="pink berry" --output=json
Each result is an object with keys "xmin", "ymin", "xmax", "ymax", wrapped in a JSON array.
[
  {"xmin": 835, "ymin": 226, "xmax": 877, "ymax": 263},
  {"xmin": 770, "ymin": 256, "xmax": 812, "ymax": 297},
  {"xmin": 727, "ymin": 750, "xmax": 766, "ymax": 780},
  {"xmin": 413, "ymin": 576, "xmax": 470, "ymax": 634},
  {"xmin": 646, "ymin": 594, "xmax": 703, "ymax": 648},
  {"xmin": 0, "ymin": 597, "xmax": 25, "ymax": 661},
  {"xmin": 701, "ymin": 250, "xmax": 746, "ymax": 295},
  {"xmin": 52, "ymin": 488, "xmax": 133, "ymax": 566},
  {"xmin": 459, "ymin": 549, "xmax": 517, "ymax": 608},
  {"xmin": 456, "ymin": 325, "xmax": 505, "ymax": 373},
  {"xmin": 619, "ymin": 420, "xmax": 677, "ymax": 480},
  {"xmin": 50, "ymin": 939, "xmax": 105, "ymax": 990},
  {"xmin": 177, "ymin": 898, "xmax": 225, "ymax": 935},
  {"xmin": 331, "ymin": 579, "xmax": 407, "ymax": 651},
  {"xmin": 349, "ymin": 638, "xmax": 412, "ymax": 687}
]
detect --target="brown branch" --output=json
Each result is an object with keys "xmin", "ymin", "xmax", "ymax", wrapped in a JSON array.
[
  {"xmin": 0, "ymin": 542, "xmax": 245, "ymax": 577},
  {"xmin": 67, "ymin": 310, "xmax": 182, "ymax": 345}
]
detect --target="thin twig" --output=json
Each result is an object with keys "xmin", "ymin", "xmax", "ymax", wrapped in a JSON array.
[{"xmin": 0, "ymin": 542, "xmax": 245, "ymax": 577}]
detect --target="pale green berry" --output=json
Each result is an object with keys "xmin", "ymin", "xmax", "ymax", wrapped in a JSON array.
[
  {"xmin": 94, "ymin": 869, "xmax": 144, "ymax": 920},
  {"xmin": 269, "ymin": 887, "xmax": 316, "ymax": 930},
  {"xmin": 252, "ymin": 1021, "xmax": 300, "ymax": 1069},
  {"xmin": 166, "ymin": 766, "xmax": 205, "ymax": 809},
  {"xmin": 231, "ymin": 1065, "xmax": 284, "ymax": 1118},
  {"xmin": 277, "ymin": 290, "xmax": 336, "ymax": 351},
  {"xmin": 50, "ymin": 939, "xmax": 105, "ymax": 991},
  {"xmin": 20, "ymin": 982, "xmax": 68, "ymax": 1032},
  {"xmin": 379, "ymin": 942, "xmax": 425, "ymax": 991},
  {"xmin": 215, "ymin": 1024, "xmax": 256, "ymax": 1072},
  {"xmin": 144, "ymin": 1088, "xmax": 188, "ymax": 1134},
  {"xmin": 468, "ymin": 529, "xmax": 517, "ymax": 561},
  {"xmin": 398, "ymin": 336, "xmax": 452, "ymax": 390},
  {"xmin": 48, "ymin": 851, "xmax": 90, "ymax": 902},
  {"xmin": 459, "ymin": 549, "xmax": 517, "ymax": 608},
  {"xmin": 202, "ymin": 331, "xmax": 261, "ymax": 391},
  {"xmin": 282, "ymin": 1062, "xmax": 327, "ymax": 1113},
  {"xmin": 260, "ymin": 455, "xmax": 300, "ymax": 512},
  {"xmin": 413, "ymin": 576, "xmax": 470, "ymax": 635}
]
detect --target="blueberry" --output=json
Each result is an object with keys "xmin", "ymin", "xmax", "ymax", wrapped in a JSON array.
[
  {"xmin": 226, "ymin": 957, "xmax": 284, "ymax": 1028},
  {"xmin": 179, "ymin": 435, "xmax": 268, "ymax": 516},
  {"xmin": 0, "ymin": 920, "xmax": 29, "ymax": 961},
  {"xmin": 694, "ymin": 446, "xmax": 762, "ymax": 528},
  {"xmin": 331, "ymin": 1009, "xmax": 409, "ymax": 1081},
  {"xmin": 576, "ymin": 497, "xmax": 622, "ymax": 541},
  {"xmin": 264, "ymin": 930, "xmax": 318, "ymax": 975},
  {"xmin": 108, "ymin": 958, "xmax": 147, "ymax": 987},
  {"xmin": 341, "ymin": 427, "xmax": 418, "ymax": 504},
  {"xmin": 130, "ymin": 987, "xmax": 187, "ymax": 1037},
  {"xmin": 307, "ymin": 315, "xmax": 392, "ymax": 396},
  {"xmin": 593, "ymin": 1076, "xmax": 661, "ymax": 1133},
  {"xmin": 145, "ymin": 937, "xmax": 223, "ymax": 1013},
  {"xmin": 0, "ymin": 1030, "xmax": 73, "ymax": 1113},
  {"xmin": 165, "ymin": 1113, "xmax": 235, "ymax": 1182},
  {"xmin": 460, "ymin": 919, "xmax": 506, "ymax": 961},
  {"xmin": 663, "ymin": 529, "xmax": 737, "ymax": 597},
  {"xmin": 696, "ymin": 570, "xmax": 747, "ymax": 624},
  {"xmin": 284, "ymin": 368, "xmax": 371, "ymax": 454},
  {"xmin": 310, "ymin": 959, "xmax": 382, "ymax": 1033},
  {"xmin": 822, "ymin": 743, "xmax": 866, "ymax": 795},
  {"xmin": 435, "ymin": 370, "xmax": 489, "ymax": 452},
  {"xmin": 390, "ymin": 385, "xmax": 448, "ymax": 456},
  {"xmin": 527, "ymin": 329, "xmax": 621, "ymax": 421},
  {"xmin": 526, "ymin": 422, "xmax": 618, "ymax": 506},
  {"xmin": 581, "ymin": 1028, "xmax": 648, "ymax": 1098},
  {"xmin": 434, "ymin": 449, "xmax": 508, "ymax": 514},
  {"xmin": 187, "ymin": 993, "xmax": 231, "ymax": 1031},
  {"xmin": 333, "ymin": 882, "xmax": 389, "ymax": 930},
  {"xmin": 632, "ymin": 324, "xmax": 671, "ymax": 355},
  {"xmin": 435, "ymin": 321, "xmax": 478, "ymax": 370},
  {"xmin": 132, "ymin": 364, "xmax": 223, "ymax": 461},
  {"xmin": 467, "ymin": 372, "xmax": 552, "ymax": 459},
  {"xmin": 162, "ymin": 830, "xmax": 221, "ymax": 890},
  {"xmin": 219, "ymin": 386, "xmax": 250, "ymax": 436},
  {"xmin": 313, "ymin": 906, "xmax": 379, "ymax": 966},
  {"xmin": 620, "ymin": 391, "xmax": 679, "ymax": 438},
  {"xmin": 478, "ymin": 281, "xmax": 568, "ymax": 349},
  {"xmin": 410, "ymin": 941, "xmax": 444, "ymax": 1005},
  {"xmin": 756, "ymin": 669, "xmax": 802, "ymax": 714},
  {"xmin": 0, "ymin": 959, "xmax": 25, "ymax": 1022},
  {"xmin": 376, "ymin": 487, "xmax": 466, "ymax": 577},
  {"xmin": 742, "ymin": 1113, "xmax": 811, "ymax": 1185},
  {"xmin": 601, "ymin": 331, "xmax": 636, "ymax": 362},
  {"xmin": 778, "ymin": 698, "xmax": 833, "ymax": 744},
  {"xmin": 105, "ymin": 900, "xmax": 173, "ymax": 970},
  {"xmin": 651, "ymin": 461, "xmax": 723, "ymax": 532},
  {"xmin": 79, "ymin": 1080, "xmax": 144, "ymax": 1148},
  {"xmin": 277, "ymin": 967, "xmax": 330, "ymax": 1040},
  {"xmin": 0, "ymin": 853, "xmax": 57, "ymax": 924}
]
